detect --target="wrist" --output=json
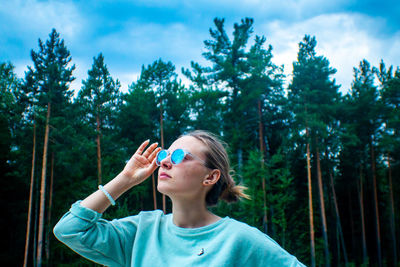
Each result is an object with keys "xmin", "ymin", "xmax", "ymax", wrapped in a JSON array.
[
  {"xmin": 114, "ymin": 171, "xmax": 137, "ymax": 190},
  {"xmin": 98, "ymin": 185, "xmax": 116, "ymax": 206}
]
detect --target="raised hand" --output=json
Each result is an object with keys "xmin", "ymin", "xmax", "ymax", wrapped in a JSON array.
[
  {"xmin": 79, "ymin": 140, "xmax": 161, "ymax": 212},
  {"xmin": 121, "ymin": 140, "xmax": 161, "ymax": 186}
]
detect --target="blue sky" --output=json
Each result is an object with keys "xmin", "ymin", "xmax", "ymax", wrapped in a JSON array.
[{"xmin": 1, "ymin": 0, "xmax": 399, "ymax": 94}]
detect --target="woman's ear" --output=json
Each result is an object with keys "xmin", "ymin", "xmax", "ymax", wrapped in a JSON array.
[{"xmin": 203, "ymin": 169, "xmax": 221, "ymax": 186}]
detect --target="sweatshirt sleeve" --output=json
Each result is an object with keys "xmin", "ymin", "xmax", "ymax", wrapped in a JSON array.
[
  {"xmin": 223, "ymin": 219, "xmax": 307, "ymax": 267},
  {"xmin": 53, "ymin": 201, "xmax": 138, "ymax": 267}
]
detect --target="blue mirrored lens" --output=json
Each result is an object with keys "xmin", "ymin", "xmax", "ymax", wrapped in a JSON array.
[
  {"xmin": 171, "ymin": 149, "xmax": 185, "ymax": 164},
  {"xmin": 156, "ymin": 150, "xmax": 168, "ymax": 165}
]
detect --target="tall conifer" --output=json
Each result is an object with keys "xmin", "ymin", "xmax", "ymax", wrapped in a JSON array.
[
  {"xmin": 78, "ymin": 53, "xmax": 121, "ymax": 185},
  {"xmin": 288, "ymin": 35, "xmax": 340, "ymax": 266},
  {"xmin": 29, "ymin": 29, "xmax": 75, "ymax": 266}
]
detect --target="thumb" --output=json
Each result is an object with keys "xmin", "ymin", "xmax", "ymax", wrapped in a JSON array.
[{"xmin": 147, "ymin": 158, "xmax": 159, "ymax": 174}]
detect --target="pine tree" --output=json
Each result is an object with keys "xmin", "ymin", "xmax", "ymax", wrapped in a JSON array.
[
  {"xmin": 202, "ymin": 18, "xmax": 254, "ymax": 168},
  {"xmin": 78, "ymin": 53, "xmax": 121, "ymax": 185},
  {"xmin": 374, "ymin": 61, "xmax": 399, "ymax": 265},
  {"xmin": 29, "ymin": 29, "xmax": 75, "ymax": 266},
  {"xmin": 0, "ymin": 62, "xmax": 26, "ymax": 265},
  {"xmin": 342, "ymin": 59, "xmax": 382, "ymax": 266},
  {"xmin": 288, "ymin": 35, "xmax": 341, "ymax": 267},
  {"xmin": 19, "ymin": 68, "xmax": 39, "ymax": 267}
]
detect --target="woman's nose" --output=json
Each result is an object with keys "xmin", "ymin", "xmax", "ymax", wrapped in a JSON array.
[{"xmin": 160, "ymin": 156, "xmax": 172, "ymax": 169}]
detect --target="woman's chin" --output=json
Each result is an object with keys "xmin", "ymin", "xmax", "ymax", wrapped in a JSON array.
[{"xmin": 157, "ymin": 182, "xmax": 174, "ymax": 196}]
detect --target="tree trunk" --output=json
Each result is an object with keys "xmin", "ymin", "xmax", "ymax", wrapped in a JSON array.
[
  {"xmin": 257, "ymin": 100, "xmax": 265, "ymax": 156},
  {"xmin": 347, "ymin": 188, "xmax": 356, "ymax": 262},
  {"xmin": 45, "ymin": 152, "xmax": 54, "ymax": 264},
  {"xmin": 24, "ymin": 119, "xmax": 36, "ymax": 267},
  {"xmin": 329, "ymin": 171, "xmax": 348, "ymax": 265},
  {"xmin": 33, "ymin": 161, "xmax": 40, "ymax": 267},
  {"xmin": 152, "ymin": 173, "xmax": 157, "ymax": 210},
  {"xmin": 335, "ymin": 222, "xmax": 340, "ymax": 266},
  {"xmin": 357, "ymin": 165, "xmax": 368, "ymax": 264},
  {"xmin": 370, "ymin": 140, "xmax": 382, "ymax": 267},
  {"xmin": 258, "ymin": 99, "xmax": 268, "ymax": 234},
  {"xmin": 96, "ymin": 114, "xmax": 102, "ymax": 185},
  {"xmin": 160, "ymin": 98, "xmax": 166, "ymax": 214},
  {"xmin": 37, "ymin": 102, "xmax": 51, "ymax": 267},
  {"xmin": 306, "ymin": 128, "xmax": 316, "ymax": 267},
  {"xmin": 315, "ymin": 138, "xmax": 330, "ymax": 267},
  {"xmin": 387, "ymin": 153, "xmax": 397, "ymax": 266}
]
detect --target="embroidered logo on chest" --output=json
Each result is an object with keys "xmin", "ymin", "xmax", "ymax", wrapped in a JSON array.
[{"xmin": 197, "ymin": 248, "xmax": 205, "ymax": 256}]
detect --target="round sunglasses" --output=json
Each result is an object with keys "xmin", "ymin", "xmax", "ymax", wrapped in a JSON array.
[{"xmin": 156, "ymin": 149, "xmax": 207, "ymax": 166}]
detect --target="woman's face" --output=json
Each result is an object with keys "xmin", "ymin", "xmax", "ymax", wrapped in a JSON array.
[{"xmin": 157, "ymin": 136, "xmax": 211, "ymax": 200}]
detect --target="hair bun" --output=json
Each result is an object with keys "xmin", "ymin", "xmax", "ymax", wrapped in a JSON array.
[{"xmin": 220, "ymin": 183, "xmax": 250, "ymax": 203}]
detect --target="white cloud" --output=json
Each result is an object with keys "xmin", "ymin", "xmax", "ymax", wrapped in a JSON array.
[
  {"xmin": 4, "ymin": 1, "xmax": 399, "ymax": 98},
  {"xmin": 65, "ymin": 20, "xmax": 206, "ymax": 95},
  {"xmin": 260, "ymin": 13, "xmax": 400, "ymax": 93},
  {"xmin": 0, "ymin": 0, "xmax": 84, "ymax": 41},
  {"xmin": 70, "ymin": 59, "xmax": 90, "ymax": 91},
  {"xmin": 117, "ymin": 71, "xmax": 141, "ymax": 93},
  {"xmin": 13, "ymin": 60, "xmax": 31, "ymax": 79},
  {"xmin": 93, "ymin": 11, "xmax": 400, "ymax": 94},
  {"xmin": 386, "ymin": 32, "xmax": 400, "ymax": 65}
]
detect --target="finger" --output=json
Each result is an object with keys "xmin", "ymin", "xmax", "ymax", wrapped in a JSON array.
[
  {"xmin": 148, "ymin": 157, "xmax": 159, "ymax": 172},
  {"xmin": 135, "ymin": 139, "xmax": 150, "ymax": 155},
  {"xmin": 142, "ymin": 142, "xmax": 158, "ymax": 158},
  {"xmin": 134, "ymin": 154, "xmax": 149, "ymax": 166},
  {"xmin": 148, "ymin": 147, "xmax": 162, "ymax": 163}
]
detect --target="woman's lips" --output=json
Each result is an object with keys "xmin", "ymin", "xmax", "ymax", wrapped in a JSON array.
[{"xmin": 159, "ymin": 172, "xmax": 171, "ymax": 179}]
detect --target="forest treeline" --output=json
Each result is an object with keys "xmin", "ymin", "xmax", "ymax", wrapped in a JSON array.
[{"xmin": 0, "ymin": 18, "xmax": 399, "ymax": 267}]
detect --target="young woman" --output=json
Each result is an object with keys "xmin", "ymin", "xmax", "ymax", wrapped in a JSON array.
[{"xmin": 54, "ymin": 130, "xmax": 305, "ymax": 266}]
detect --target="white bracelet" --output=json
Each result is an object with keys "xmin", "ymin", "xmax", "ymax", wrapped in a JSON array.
[{"xmin": 98, "ymin": 185, "xmax": 116, "ymax": 206}]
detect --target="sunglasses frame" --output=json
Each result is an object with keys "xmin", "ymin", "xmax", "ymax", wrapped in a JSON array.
[{"xmin": 156, "ymin": 148, "xmax": 207, "ymax": 167}]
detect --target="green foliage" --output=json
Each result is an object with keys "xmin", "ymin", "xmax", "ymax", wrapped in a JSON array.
[
  {"xmin": 120, "ymin": 84, "xmax": 158, "ymax": 144},
  {"xmin": 78, "ymin": 53, "xmax": 121, "ymax": 129},
  {"xmin": 192, "ymin": 17, "xmax": 286, "ymax": 171},
  {"xmin": 289, "ymin": 35, "xmax": 340, "ymax": 140},
  {"xmin": 240, "ymin": 150, "xmax": 268, "ymax": 228},
  {"xmin": 0, "ymin": 62, "xmax": 27, "ymax": 265},
  {"xmin": 265, "ymin": 150, "xmax": 295, "ymax": 247},
  {"xmin": 0, "ymin": 62, "xmax": 19, "ymax": 167},
  {"xmin": 135, "ymin": 58, "xmax": 190, "ymax": 146},
  {"xmin": 30, "ymin": 29, "xmax": 75, "ymax": 109},
  {"xmin": 375, "ymin": 61, "xmax": 400, "ymax": 154}
]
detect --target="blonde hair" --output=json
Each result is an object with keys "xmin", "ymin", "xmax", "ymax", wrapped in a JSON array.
[{"xmin": 184, "ymin": 130, "xmax": 250, "ymax": 206}]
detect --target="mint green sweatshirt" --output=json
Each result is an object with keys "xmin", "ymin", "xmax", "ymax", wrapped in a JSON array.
[{"xmin": 54, "ymin": 201, "xmax": 306, "ymax": 266}]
